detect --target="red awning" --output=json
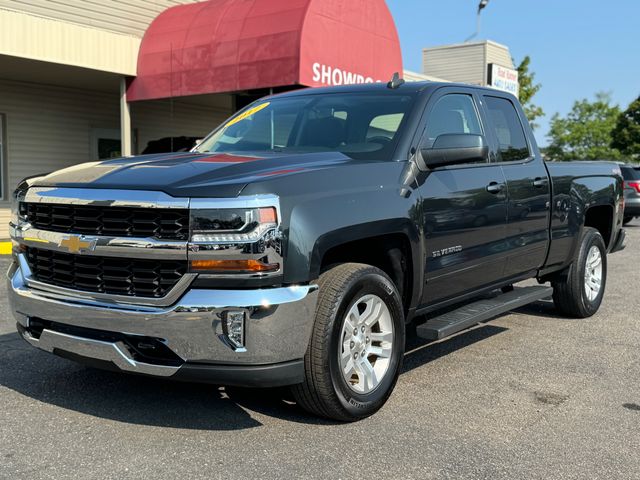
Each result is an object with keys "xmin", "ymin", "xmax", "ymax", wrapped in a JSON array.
[{"xmin": 127, "ymin": 0, "xmax": 402, "ymax": 101}]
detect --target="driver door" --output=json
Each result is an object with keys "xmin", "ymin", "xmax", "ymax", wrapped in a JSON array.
[{"xmin": 416, "ymin": 89, "xmax": 509, "ymax": 306}]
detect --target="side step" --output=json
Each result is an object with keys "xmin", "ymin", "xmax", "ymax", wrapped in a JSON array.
[{"xmin": 416, "ymin": 285, "xmax": 553, "ymax": 341}]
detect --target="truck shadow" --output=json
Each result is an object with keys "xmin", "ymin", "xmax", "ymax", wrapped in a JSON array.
[
  {"xmin": 512, "ymin": 299, "xmax": 570, "ymax": 320},
  {"xmin": 0, "ymin": 325, "xmax": 507, "ymax": 429},
  {"xmin": 403, "ymin": 324, "xmax": 507, "ymax": 373}
]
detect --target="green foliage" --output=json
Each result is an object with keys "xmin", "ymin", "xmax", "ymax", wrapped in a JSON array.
[
  {"xmin": 611, "ymin": 95, "xmax": 640, "ymax": 159},
  {"xmin": 546, "ymin": 92, "xmax": 622, "ymax": 161},
  {"xmin": 516, "ymin": 56, "xmax": 544, "ymax": 130}
]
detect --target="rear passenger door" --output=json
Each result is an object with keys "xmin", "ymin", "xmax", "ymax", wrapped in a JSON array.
[
  {"xmin": 416, "ymin": 88, "xmax": 509, "ymax": 306},
  {"xmin": 481, "ymin": 95, "xmax": 551, "ymax": 278}
]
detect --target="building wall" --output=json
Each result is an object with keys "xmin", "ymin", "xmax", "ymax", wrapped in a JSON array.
[
  {"xmin": 486, "ymin": 42, "xmax": 515, "ymax": 69},
  {"xmin": 133, "ymin": 99, "xmax": 233, "ymax": 154},
  {"xmin": 0, "ymin": 79, "xmax": 233, "ymax": 237},
  {"xmin": 0, "ymin": 9, "xmax": 141, "ymax": 76},
  {"xmin": 402, "ymin": 70, "xmax": 448, "ymax": 83},
  {"xmin": 423, "ymin": 42, "xmax": 486, "ymax": 85},
  {"xmin": 0, "ymin": 79, "xmax": 121, "ymax": 193},
  {"xmin": 422, "ymin": 40, "xmax": 514, "ymax": 87},
  {"xmin": 0, "ymin": 0, "xmax": 199, "ymax": 38},
  {"xmin": 0, "ymin": 207, "xmax": 9, "ymax": 235}
]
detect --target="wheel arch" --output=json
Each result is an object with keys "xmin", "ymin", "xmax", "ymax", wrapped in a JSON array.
[{"xmin": 309, "ymin": 220, "xmax": 422, "ymax": 315}]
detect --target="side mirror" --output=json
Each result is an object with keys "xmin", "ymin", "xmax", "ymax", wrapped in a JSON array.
[{"xmin": 417, "ymin": 133, "xmax": 489, "ymax": 170}]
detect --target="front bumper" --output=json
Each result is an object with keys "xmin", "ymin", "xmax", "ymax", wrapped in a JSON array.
[{"xmin": 8, "ymin": 257, "xmax": 318, "ymax": 387}]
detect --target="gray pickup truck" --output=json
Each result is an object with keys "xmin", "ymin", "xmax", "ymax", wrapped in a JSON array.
[{"xmin": 8, "ymin": 81, "xmax": 626, "ymax": 421}]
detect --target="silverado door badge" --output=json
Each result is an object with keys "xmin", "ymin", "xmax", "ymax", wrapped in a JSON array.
[
  {"xmin": 432, "ymin": 245, "xmax": 463, "ymax": 258},
  {"xmin": 59, "ymin": 235, "xmax": 97, "ymax": 254}
]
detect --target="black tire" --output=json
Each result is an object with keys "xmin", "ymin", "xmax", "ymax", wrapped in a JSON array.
[
  {"xmin": 623, "ymin": 216, "xmax": 633, "ymax": 226},
  {"xmin": 552, "ymin": 227, "xmax": 607, "ymax": 318},
  {"xmin": 291, "ymin": 263, "xmax": 405, "ymax": 422}
]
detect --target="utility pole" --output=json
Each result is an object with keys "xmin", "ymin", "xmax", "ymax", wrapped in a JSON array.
[{"xmin": 464, "ymin": 0, "xmax": 490, "ymax": 43}]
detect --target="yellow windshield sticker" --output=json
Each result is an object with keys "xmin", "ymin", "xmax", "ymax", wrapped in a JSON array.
[{"xmin": 225, "ymin": 102, "xmax": 270, "ymax": 128}]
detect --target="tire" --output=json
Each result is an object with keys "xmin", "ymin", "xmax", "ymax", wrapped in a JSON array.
[
  {"xmin": 552, "ymin": 227, "xmax": 607, "ymax": 318},
  {"xmin": 291, "ymin": 263, "xmax": 405, "ymax": 422},
  {"xmin": 623, "ymin": 216, "xmax": 633, "ymax": 226}
]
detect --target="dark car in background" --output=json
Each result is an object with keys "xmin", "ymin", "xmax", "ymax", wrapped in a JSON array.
[{"xmin": 621, "ymin": 164, "xmax": 640, "ymax": 225}]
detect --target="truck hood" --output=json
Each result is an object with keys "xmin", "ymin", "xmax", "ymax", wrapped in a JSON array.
[{"xmin": 31, "ymin": 151, "xmax": 352, "ymax": 198}]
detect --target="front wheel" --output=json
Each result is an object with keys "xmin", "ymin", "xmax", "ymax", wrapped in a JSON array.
[
  {"xmin": 552, "ymin": 227, "xmax": 607, "ymax": 318},
  {"xmin": 291, "ymin": 263, "xmax": 405, "ymax": 421}
]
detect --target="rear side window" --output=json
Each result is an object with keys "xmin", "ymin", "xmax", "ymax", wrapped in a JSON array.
[
  {"xmin": 484, "ymin": 96, "xmax": 530, "ymax": 162},
  {"xmin": 621, "ymin": 167, "xmax": 640, "ymax": 180},
  {"xmin": 423, "ymin": 94, "xmax": 482, "ymax": 148}
]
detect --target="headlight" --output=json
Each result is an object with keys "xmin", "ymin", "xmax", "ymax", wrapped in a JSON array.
[
  {"xmin": 189, "ymin": 204, "xmax": 281, "ymax": 275},
  {"xmin": 190, "ymin": 207, "xmax": 277, "ymax": 243}
]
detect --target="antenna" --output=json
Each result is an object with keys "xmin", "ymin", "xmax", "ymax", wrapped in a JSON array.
[{"xmin": 387, "ymin": 72, "xmax": 405, "ymax": 89}]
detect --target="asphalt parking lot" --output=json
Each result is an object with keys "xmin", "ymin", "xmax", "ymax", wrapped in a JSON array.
[{"xmin": 1, "ymin": 224, "xmax": 639, "ymax": 480}]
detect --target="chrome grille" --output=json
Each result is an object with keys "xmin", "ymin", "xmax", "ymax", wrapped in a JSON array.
[
  {"xmin": 20, "ymin": 203, "xmax": 189, "ymax": 240},
  {"xmin": 25, "ymin": 247, "xmax": 187, "ymax": 298}
]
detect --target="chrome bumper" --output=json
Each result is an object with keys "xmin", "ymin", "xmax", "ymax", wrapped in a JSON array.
[
  {"xmin": 21, "ymin": 327, "xmax": 180, "ymax": 377},
  {"xmin": 8, "ymin": 259, "xmax": 318, "ymax": 385}
]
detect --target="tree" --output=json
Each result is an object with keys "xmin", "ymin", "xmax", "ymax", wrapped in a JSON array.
[
  {"xmin": 611, "ymin": 95, "xmax": 640, "ymax": 159},
  {"xmin": 516, "ymin": 56, "xmax": 544, "ymax": 130},
  {"xmin": 546, "ymin": 92, "xmax": 622, "ymax": 161}
]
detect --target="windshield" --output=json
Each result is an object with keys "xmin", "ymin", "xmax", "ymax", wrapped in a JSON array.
[{"xmin": 196, "ymin": 92, "xmax": 416, "ymax": 160}]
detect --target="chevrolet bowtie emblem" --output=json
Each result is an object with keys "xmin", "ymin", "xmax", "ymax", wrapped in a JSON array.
[{"xmin": 59, "ymin": 235, "xmax": 97, "ymax": 254}]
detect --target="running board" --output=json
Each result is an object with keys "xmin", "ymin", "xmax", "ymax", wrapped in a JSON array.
[{"xmin": 416, "ymin": 286, "xmax": 553, "ymax": 341}]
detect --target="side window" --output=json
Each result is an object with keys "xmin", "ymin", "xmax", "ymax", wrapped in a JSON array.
[
  {"xmin": 484, "ymin": 96, "xmax": 530, "ymax": 162},
  {"xmin": 423, "ymin": 94, "xmax": 482, "ymax": 149}
]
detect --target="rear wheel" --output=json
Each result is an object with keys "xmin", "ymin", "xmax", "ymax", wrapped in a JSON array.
[
  {"xmin": 552, "ymin": 227, "xmax": 607, "ymax": 318},
  {"xmin": 623, "ymin": 216, "xmax": 633, "ymax": 225},
  {"xmin": 291, "ymin": 263, "xmax": 405, "ymax": 421}
]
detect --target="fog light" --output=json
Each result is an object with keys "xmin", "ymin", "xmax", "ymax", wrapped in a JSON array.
[{"xmin": 223, "ymin": 310, "xmax": 246, "ymax": 350}]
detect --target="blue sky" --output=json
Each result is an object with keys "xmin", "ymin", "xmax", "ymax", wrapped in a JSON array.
[{"xmin": 386, "ymin": 0, "xmax": 640, "ymax": 145}]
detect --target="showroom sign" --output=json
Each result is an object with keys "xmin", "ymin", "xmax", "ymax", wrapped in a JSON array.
[
  {"xmin": 311, "ymin": 63, "xmax": 381, "ymax": 86},
  {"xmin": 488, "ymin": 63, "xmax": 519, "ymax": 97}
]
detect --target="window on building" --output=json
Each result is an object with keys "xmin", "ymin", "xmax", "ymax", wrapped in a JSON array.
[
  {"xmin": 484, "ymin": 96, "xmax": 530, "ymax": 162},
  {"xmin": 90, "ymin": 128, "xmax": 121, "ymax": 160},
  {"xmin": 423, "ymin": 94, "xmax": 482, "ymax": 149},
  {"xmin": 0, "ymin": 113, "xmax": 5, "ymax": 199}
]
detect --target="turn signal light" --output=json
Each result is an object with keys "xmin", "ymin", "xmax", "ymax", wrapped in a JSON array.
[
  {"xmin": 259, "ymin": 207, "xmax": 277, "ymax": 224},
  {"xmin": 190, "ymin": 259, "xmax": 279, "ymax": 273}
]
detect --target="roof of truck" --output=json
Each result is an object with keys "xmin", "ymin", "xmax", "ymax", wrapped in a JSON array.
[{"xmin": 266, "ymin": 81, "xmax": 514, "ymax": 100}]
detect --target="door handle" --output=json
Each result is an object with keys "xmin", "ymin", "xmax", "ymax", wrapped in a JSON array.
[
  {"xmin": 486, "ymin": 182, "xmax": 505, "ymax": 194},
  {"xmin": 533, "ymin": 177, "xmax": 548, "ymax": 188}
]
